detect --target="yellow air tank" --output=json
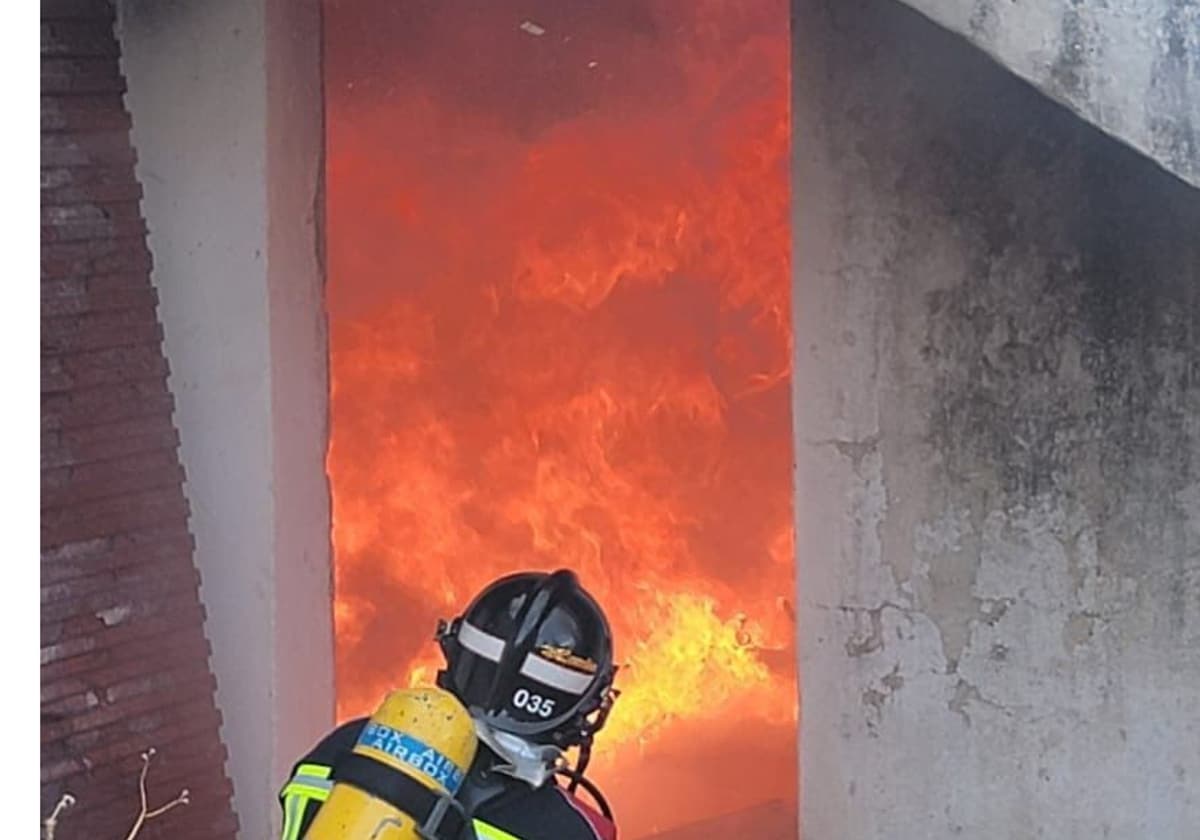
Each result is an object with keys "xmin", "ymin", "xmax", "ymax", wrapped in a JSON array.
[{"xmin": 304, "ymin": 687, "xmax": 479, "ymax": 839}]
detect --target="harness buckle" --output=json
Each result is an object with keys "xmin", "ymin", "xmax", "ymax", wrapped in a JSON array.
[{"xmin": 416, "ymin": 791, "xmax": 468, "ymax": 840}]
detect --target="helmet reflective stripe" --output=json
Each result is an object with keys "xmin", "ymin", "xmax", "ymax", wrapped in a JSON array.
[
  {"xmin": 519, "ymin": 651, "xmax": 592, "ymax": 694},
  {"xmin": 458, "ymin": 621, "xmax": 592, "ymax": 695},
  {"xmin": 458, "ymin": 620, "xmax": 505, "ymax": 660}
]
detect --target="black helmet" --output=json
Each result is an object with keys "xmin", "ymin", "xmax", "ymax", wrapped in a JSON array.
[{"xmin": 435, "ymin": 569, "xmax": 618, "ymax": 750}]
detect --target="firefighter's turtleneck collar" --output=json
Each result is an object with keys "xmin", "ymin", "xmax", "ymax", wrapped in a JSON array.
[{"xmin": 472, "ymin": 718, "xmax": 566, "ymax": 788}]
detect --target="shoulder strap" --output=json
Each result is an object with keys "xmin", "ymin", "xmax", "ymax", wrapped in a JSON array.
[{"xmin": 332, "ymin": 753, "xmax": 469, "ymax": 840}]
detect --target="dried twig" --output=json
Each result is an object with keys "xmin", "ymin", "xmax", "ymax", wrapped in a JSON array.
[
  {"xmin": 42, "ymin": 793, "xmax": 76, "ymax": 840},
  {"xmin": 122, "ymin": 748, "xmax": 190, "ymax": 840}
]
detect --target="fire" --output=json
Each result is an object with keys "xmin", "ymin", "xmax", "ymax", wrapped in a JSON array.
[
  {"xmin": 325, "ymin": 0, "xmax": 794, "ymax": 833},
  {"xmin": 599, "ymin": 591, "xmax": 793, "ymax": 749}
]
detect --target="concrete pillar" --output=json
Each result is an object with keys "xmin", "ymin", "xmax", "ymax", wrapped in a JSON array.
[
  {"xmin": 115, "ymin": 2, "xmax": 332, "ymax": 837},
  {"xmin": 794, "ymin": 0, "xmax": 1200, "ymax": 837}
]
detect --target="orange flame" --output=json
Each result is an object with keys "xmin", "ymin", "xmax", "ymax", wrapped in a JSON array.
[{"xmin": 325, "ymin": 1, "xmax": 794, "ymax": 833}]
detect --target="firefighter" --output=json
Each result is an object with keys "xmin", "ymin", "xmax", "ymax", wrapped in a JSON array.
[{"xmin": 278, "ymin": 569, "xmax": 620, "ymax": 840}]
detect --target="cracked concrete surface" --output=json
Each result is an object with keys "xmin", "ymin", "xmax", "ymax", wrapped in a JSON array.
[{"xmin": 794, "ymin": 0, "xmax": 1200, "ymax": 836}]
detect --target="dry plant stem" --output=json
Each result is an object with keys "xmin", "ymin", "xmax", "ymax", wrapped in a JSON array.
[
  {"xmin": 122, "ymin": 748, "xmax": 190, "ymax": 840},
  {"xmin": 43, "ymin": 793, "xmax": 76, "ymax": 840}
]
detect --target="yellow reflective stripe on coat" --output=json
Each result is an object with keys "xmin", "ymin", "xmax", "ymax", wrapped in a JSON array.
[
  {"xmin": 282, "ymin": 780, "xmax": 333, "ymax": 800},
  {"xmin": 296, "ymin": 763, "xmax": 332, "ymax": 779},
  {"xmin": 281, "ymin": 764, "xmax": 334, "ymax": 802},
  {"xmin": 473, "ymin": 819, "xmax": 525, "ymax": 840},
  {"xmin": 280, "ymin": 763, "xmax": 334, "ymax": 840},
  {"xmin": 281, "ymin": 791, "xmax": 306, "ymax": 840}
]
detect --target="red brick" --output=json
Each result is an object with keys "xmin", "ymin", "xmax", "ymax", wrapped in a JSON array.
[
  {"xmin": 41, "ymin": 286, "xmax": 158, "ymax": 317},
  {"xmin": 42, "ymin": 622, "xmax": 65, "ymax": 648},
  {"xmin": 42, "ymin": 131, "xmax": 135, "ymax": 168},
  {"xmin": 42, "ymin": 200, "xmax": 142, "ymax": 227},
  {"xmin": 65, "ymin": 725, "xmax": 226, "ymax": 791},
  {"xmin": 41, "ymin": 306, "xmax": 164, "ymax": 355},
  {"xmin": 42, "ymin": 687, "xmax": 103, "ymax": 719},
  {"xmin": 105, "ymin": 623, "xmax": 213, "ymax": 673},
  {"xmin": 40, "ymin": 201, "xmax": 147, "ymax": 243},
  {"xmin": 42, "ymin": 662, "xmax": 214, "ymax": 729},
  {"xmin": 40, "ymin": 565, "xmax": 200, "ymax": 624},
  {"xmin": 41, "ymin": 236, "xmax": 152, "ymax": 280},
  {"xmin": 63, "ymin": 751, "xmax": 231, "ymax": 816},
  {"xmin": 40, "ymin": 632, "xmax": 211, "ymax": 708},
  {"xmin": 42, "ymin": 271, "xmax": 152, "ymax": 299},
  {"xmin": 41, "ymin": 96, "xmax": 131, "ymax": 133},
  {"xmin": 40, "ymin": 217, "xmax": 147, "ymax": 244},
  {"xmin": 49, "ymin": 411, "xmax": 180, "ymax": 465},
  {"xmin": 41, "ymin": 487, "xmax": 191, "ymax": 546},
  {"xmin": 41, "ymin": 380, "xmax": 174, "ymax": 431},
  {"xmin": 40, "ymin": 525, "xmax": 192, "ymax": 583},
  {"xmin": 42, "ymin": 632, "xmax": 212, "ymax": 703},
  {"xmin": 122, "ymin": 702, "xmax": 223, "ymax": 742},
  {"xmin": 41, "ymin": 21, "xmax": 120, "ymax": 58},
  {"xmin": 40, "ymin": 596, "xmax": 209, "ymax": 674},
  {"xmin": 42, "ymin": 344, "xmax": 170, "ymax": 394},
  {"xmin": 41, "ymin": 551, "xmax": 196, "ymax": 605},
  {"xmin": 41, "ymin": 635, "xmax": 97, "ymax": 666},
  {"xmin": 59, "ymin": 763, "xmax": 234, "ymax": 840},
  {"xmin": 105, "ymin": 669, "xmax": 216, "ymax": 706},
  {"xmin": 40, "ymin": 756, "xmax": 87, "ymax": 784},
  {"xmin": 45, "ymin": 663, "xmax": 218, "ymax": 733},
  {"xmin": 42, "ymin": 454, "xmax": 184, "ymax": 512},
  {"xmin": 40, "ymin": 560, "xmax": 197, "ymax": 615},
  {"xmin": 44, "ymin": 672, "xmax": 220, "ymax": 745},
  {"xmin": 43, "ymin": 677, "xmax": 202, "ymax": 745},
  {"xmin": 40, "ymin": 642, "xmax": 113, "ymax": 687},
  {"xmin": 43, "ymin": 676, "xmax": 91, "ymax": 705},
  {"xmin": 40, "ymin": 6, "xmax": 234, "ymax": 832},
  {"xmin": 41, "ymin": 0, "xmax": 114, "ymax": 21},
  {"xmin": 42, "ymin": 164, "xmax": 142, "ymax": 203},
  {"xmin": 41, "ymin": 356, "xmax": 69, "ymax": 392},
  {"xmin": 40, "ymin": 282, "xmax": 158, "ymax": 321},
  {"xmin": 42, "ymin": 163, "xmax": 138, "ymax": 192},
  {"xmin": 42, "ymin": 271, "xmax": 149, "ymax": 295},
  {"xmin": 41, "ymin": 58, "xmax": 125, "ymax": 94},
  {"xmin": 46, "ymin": 591, "xmax": 206, "ymax": 653}
]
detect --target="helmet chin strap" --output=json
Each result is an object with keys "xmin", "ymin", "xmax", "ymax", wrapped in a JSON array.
[{"xmin": 472, "ymin": 716, "xmax": 568, "ymax": 788}]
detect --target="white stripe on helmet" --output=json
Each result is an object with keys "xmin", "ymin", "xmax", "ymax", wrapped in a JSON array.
[
  {"xmin": 519, "ymin": 653, "xmax": 594, "ymax": 695},
  {"xmin": 459, "ymin": 620, "xmax": 594, "ymax": 695},
  {"xmin": 458, "ymin": 620, "xmax": 505, "ymax": 661}
]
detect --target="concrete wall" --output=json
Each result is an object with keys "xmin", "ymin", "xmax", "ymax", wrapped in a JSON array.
[
  {"xmin": 794, "ymin": 0, "xmax": 1200, "ymax": 837},
  {"xmin": 895, "ymin": 0, "xmax": 1199, "ymax": 188},
  {"xmin": 115, "ymin": 2, "xmax": 332, "ymax": 837}
]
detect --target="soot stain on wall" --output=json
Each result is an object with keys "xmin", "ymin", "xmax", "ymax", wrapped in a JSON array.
[{"xmin": 911, "ymin": 26, "xmax": 1200, "ymax": 656}]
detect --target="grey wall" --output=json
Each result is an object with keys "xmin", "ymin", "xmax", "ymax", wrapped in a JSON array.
[
  {"xmin": 116, "ymin": 2, "xmax": 332, "ymax": 837},
  {"xmin": 794, "ymin": 0, "xmax": 1200, "ymax": 836},
  {"xmin": 896, "ymin": 0, "xmax": 1200, "ymax": 188}
]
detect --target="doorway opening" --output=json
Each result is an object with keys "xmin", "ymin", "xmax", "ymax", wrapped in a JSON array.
[{"xmin": 324, "ymin": 3, "xmax": 796, "ymax": 835}]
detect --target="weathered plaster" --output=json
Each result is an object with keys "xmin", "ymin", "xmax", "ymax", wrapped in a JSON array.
[
  {"xmin": 895, "ymin": 0, "xmax": 1200, "ymax": 188},
  {"xmin": 795, "ymin": 0, "xmax": 1200, "ymax": 836},
  {"xmin": 116, "ymin": 2, "xmax": 332, "ymax": 836}
]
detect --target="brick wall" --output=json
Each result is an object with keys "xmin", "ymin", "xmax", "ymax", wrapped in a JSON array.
[{"xmin": 41, "ymin": 2, "xmax": 239, "ymax": 838}]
